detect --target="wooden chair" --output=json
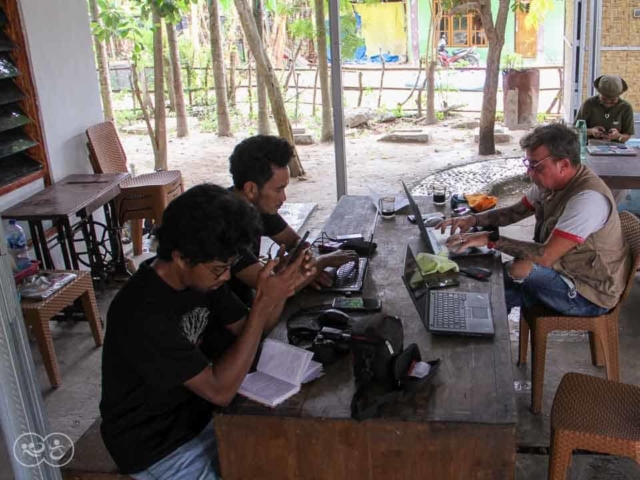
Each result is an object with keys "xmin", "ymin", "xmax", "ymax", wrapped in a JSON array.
[
  {"xmin": 549, "ymin": 372, "xmax": 640, "ymax": 480},
  {"xmin": 20, "ymin": 270, "xmax": 103, "ymax": 388},
  {"xmin": 518, "ymin": 211, "xmax": 640, "ymax": 413},
  {"xmin": 86, "ymin": 121, "xmax": 183, "ymax": 255}
]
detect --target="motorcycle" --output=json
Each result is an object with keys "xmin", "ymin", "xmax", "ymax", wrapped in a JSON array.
[{"xmin": 437, "ymin": 37, "xmax": 480, "ymax": 68}]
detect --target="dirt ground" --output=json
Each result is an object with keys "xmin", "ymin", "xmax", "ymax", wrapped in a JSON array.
[{"xmin": 120, "ymin": 116, "xmax": 527, "ymax": 231}]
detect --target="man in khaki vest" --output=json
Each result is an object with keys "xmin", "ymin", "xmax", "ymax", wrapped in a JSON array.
[{"xmin": 438, "ymin": 123, "xmax": 631, "ymax": 316}]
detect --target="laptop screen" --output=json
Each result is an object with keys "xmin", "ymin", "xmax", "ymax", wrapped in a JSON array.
[
  {"xmin": 401, "ymin": 181, "xmax": 435, "ymax": 254},
  {"xmin": 402, "ymin": 244, "xmax": 429, "ymax": 322}
]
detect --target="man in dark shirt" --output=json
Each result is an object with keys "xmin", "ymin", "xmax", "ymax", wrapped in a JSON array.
[
  {"xmin": 228, "ymin": 135, "xmax": 356, "ymax": 301},
  {"xmin": 100, "ymin": 184, "xmax": 314, "ymax": 479},
  {"xmin": 576, "ymin": 75, "xmax": 635, "ymax": 143}
]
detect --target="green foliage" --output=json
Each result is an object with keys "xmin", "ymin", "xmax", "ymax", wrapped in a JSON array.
[
  {"xmin": 501, "ymin": 52, "xmax": 523, "ymax": 71},
  {"xmin": 495, "ymin": 110, "xmax": 504, "ymax": 122},
  {"xmin": 537, "ymin": 112, "xmax": 548, "ymax": 123},
  {"xmin": 114, "ymin": 108, "xmax": 145, "ymax": 125},
  {"xmin": 289, "ymin": 18, "xmax": 315, "ymax": 40},
  {"xmin": 392, "ymin": 104, "xmax": 403, "ymax": 118},
  {"xmin": 92, "ymin": 0, "xmax": 147, "ymax": 63},
  {"xmin": 339, "ymin": 14, "xmax": 364, "ymax": 59}
]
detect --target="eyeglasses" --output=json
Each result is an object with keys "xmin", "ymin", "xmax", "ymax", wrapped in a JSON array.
[
  {"xmin": 522, "ymin": 154, "xmax": 554, "ymax": 172},
  {"xmin": 202, "ymin": 256, "xmax": 243, "ymax": 279}
]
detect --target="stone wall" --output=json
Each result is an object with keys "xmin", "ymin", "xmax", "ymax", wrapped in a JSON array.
[{"xmin": 600, "ymin": 0, "xmax": 640, "ymax": 110}]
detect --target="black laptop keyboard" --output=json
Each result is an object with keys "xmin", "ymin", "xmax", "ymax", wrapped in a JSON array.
[
  {"xmin": 432, "ymin": 292, "xmax": 468, "ymax": 330},
  {"xmin": 334, "ymin": 258, "xmax": 367, "ymax": 288}
]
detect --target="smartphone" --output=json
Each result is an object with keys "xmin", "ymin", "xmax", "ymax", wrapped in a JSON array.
[
  {"xmin": 288, "ymin": 231, "xmax": 310, "ymax": 263},
  {"xmin": 331, "ymin": 297, "xmax": 382, "ymax": 311}
]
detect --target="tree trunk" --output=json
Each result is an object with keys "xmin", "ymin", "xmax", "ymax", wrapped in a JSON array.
[
  {"xmin": 88, "ymin": 0, "xmax": 115, "ymax": 123},
  {"xmin": 163, "ymin": 54, "xmax": 176, "ymax": 112},
  {"xmin": 235, "ymin": 0, "xmax": 305, "ymax": 177},
  {"xmin": 477, "ymin": 0, "xmax": 510, "ymax": 155},
  {"xmin": 152, "ymin": 6, "xmax": 168, "ymax": 171},
  {"xmin": 209, "ymin": 0, "xmax": 232, "ymax": 136},
  {"xmin": 167, "ymin": 22, "xmax": 189, "ymax": 137},
  {"xmin": 426, "ymin": 60, "xmax": 437, "ymax": 124},
  {"xmin": 314, "ymin": 0, "xmax": 332, "ymax": 142},
  {"xmin": 253, "ymin": 0, "xmax": 269, "ymax": 134},
  {"xmin": 190, "ymin": 2, "xmax": 200, "ymax": 52},
  {"xmin": 132, "ymin": 64, "xmax": 157, "ymax": 156},
  {"xmin": 228, "ymin": 48, "xmax": 237, "ymax": 107},
  {"xmin": 140, "ymin": 67, "xmax": 154, "ymax": 112}
]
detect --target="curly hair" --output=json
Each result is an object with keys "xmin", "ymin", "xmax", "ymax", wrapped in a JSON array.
[
  {"xmin": 156, "ymin": 184, "xmax": 262, "ymax": 264},
  {"xmin": 520, "ymin": 123, "xmax": 580, "ymax": 167},
  {"xmin": 229, "ymin": 135, "xmax": 293, "ymax": 189}
]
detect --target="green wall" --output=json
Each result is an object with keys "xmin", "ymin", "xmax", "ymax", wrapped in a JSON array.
[{"xmin": 415, "ymin": 0, "xmax": 564, "ymax": 66}]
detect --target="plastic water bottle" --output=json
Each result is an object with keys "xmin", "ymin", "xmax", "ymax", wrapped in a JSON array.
[
  {"xmin": 5, "ymin": 220, "xmax": 31, "ymax": 271},
  {"xmin": 575, "ymin": 119, "xmax": 587, "ymax": 164}
]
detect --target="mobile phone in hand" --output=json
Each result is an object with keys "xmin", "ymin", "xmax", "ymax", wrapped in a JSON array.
[{"xmin": 287, "ymin": 231, "xmax": 310, "ymax": 264}]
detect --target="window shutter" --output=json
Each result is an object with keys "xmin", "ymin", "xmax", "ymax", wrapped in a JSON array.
[{"xmin": 0, "ymin": 0, "xmax": 50, "ymax": 195}]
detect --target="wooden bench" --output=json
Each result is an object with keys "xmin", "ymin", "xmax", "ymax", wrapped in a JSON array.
[{"xmin": 61, "ymin": 419, "xmax": 131, "ymax": 480}]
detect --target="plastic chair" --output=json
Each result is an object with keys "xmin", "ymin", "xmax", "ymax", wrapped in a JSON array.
[
  {"xmin": 20, "ymin": 270, "xmax": 103, "ymax": 388},
  {"xmin": 518, "ymin": 211, "xmax": 640, "ymax": 413},
  {"xmin": 86, "ymin": 121, "xmax": 183, "ymax": 255},
  {"xmin": 549, "ymin": 372, "xmax": 640, "ymax": 480}
]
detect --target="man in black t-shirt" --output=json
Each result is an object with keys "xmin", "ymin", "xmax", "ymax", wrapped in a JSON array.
[
  {"xmin": 100, "ymin": 184, "xmax": 314, "ymax": 479},
  {"xmin": 228, "ymin": 135, "xmax": 356, "ymax": 302}
]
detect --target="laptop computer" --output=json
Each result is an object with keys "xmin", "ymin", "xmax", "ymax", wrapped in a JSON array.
[
  {"xmin": 586, "ymin": 145, "xmax": 637, "ymax": 156},
  {"xmin": 401, "ymin": 181, "xmax": 494, "ymax": 258},
  {"xmin": 401, "ymin": 244, "xmax": 495, "ymax": 336},
  {"xmin": 322, "ymin": 234, "xmax": 374, "ymax": 293}
]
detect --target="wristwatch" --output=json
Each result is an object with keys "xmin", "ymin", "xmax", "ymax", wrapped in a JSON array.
[{"xmin": 487, "ymin": 229, "xmax": 499, "ymax": 250}]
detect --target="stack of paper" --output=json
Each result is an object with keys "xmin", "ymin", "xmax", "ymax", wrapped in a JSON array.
[{"xmin": 238, "ymin": 339, "xmax": 324, "ymax": 407}]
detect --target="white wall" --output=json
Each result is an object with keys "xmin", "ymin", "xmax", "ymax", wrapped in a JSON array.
[
  {"xmin": 0, "ymin": 0, "xmax": 104, "ymax": 266},
  {"xmin": 19, "ymin": 0, "xmax": 103, "ymax": 183}
]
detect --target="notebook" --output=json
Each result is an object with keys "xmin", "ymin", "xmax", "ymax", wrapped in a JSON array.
[
  {"xmin": 238, "ymin": 339, "xmax": 323, "ymax": 407},
  {"xmin": 401, "ymin": 245, "xmax": 494, "ymax": 337},
  {"xmin": 322, "ymin": 234, "xmax": 374, "ymax": 293},
  {"xmin": 401, "ymin": 181, "xmax": 493, "ymax": 258}
]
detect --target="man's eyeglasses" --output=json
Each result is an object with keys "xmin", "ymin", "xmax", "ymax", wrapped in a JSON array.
[
  {"xmin": 202, "ymin": 256, "xmax": 243, "ymax": 279},
  {"xmin": 522, "ymin": 154, "xmax": 554, "ymax": 172}
]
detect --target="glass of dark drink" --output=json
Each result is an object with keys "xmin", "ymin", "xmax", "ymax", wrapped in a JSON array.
[
  {"xmin": 378, "ymin": 196, "xmax": 396, "ymax": 219},
  {"xmin": 432, "ymin": 184, "xmax": 449, "ymax": 205}
]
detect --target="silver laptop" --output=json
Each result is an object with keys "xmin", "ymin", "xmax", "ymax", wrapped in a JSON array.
[
  {"xmin": 401, "ymin": 245, "xmax": 494, "ymax": 337},
  {"xmin": 401, "ymin": 181, "xmax": 493, "ymax": 258}
]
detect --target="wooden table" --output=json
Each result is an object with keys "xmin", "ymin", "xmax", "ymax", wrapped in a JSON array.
[
  {"xmin": 1, "ymin": 173, "xmax": 129, "ymax": 279},
  {"xmin": 215, "ymin": 195, "xmax": 517, "ymax": 479},
  {"xmin": 587, "ymin": 153, "xmax": 640, "ymax": 189}
]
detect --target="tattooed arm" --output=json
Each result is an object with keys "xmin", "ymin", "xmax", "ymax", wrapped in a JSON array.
[
  {"xmin": 447, "ymin": 232, "xmax": 579, "ymax": 267},
  {"xmin": 437, "ymin": 199, "xmax": 534, "ymax": 234},
  {"xmin": 475, "ymin": 200, "xmax": 534, "ymax": 228}
]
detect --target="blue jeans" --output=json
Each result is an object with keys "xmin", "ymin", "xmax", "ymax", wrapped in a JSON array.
[
  {"xmin": 504, "ymin": 262, "xmax": 609, "ymax": 317},
  {"xmin": 131, "ymin": 424, "xmax": 220, "ymax": 480}
]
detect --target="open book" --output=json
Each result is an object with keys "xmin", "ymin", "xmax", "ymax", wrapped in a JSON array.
[{"xmin": 238, "ymin": 339, "xmax": 323, "ymax": 407}]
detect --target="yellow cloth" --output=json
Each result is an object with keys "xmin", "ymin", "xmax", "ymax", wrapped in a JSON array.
[
  {"xmin": 464, "ymin": 193, "xmax": 498, "ymax": 212},
  {"xmin": 353, "ymin": 3, "xmax": 407, "ymax": 57},
  {"xmin": 410, "ymin": 253, "xmax": 459, "ymax": 287}
]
